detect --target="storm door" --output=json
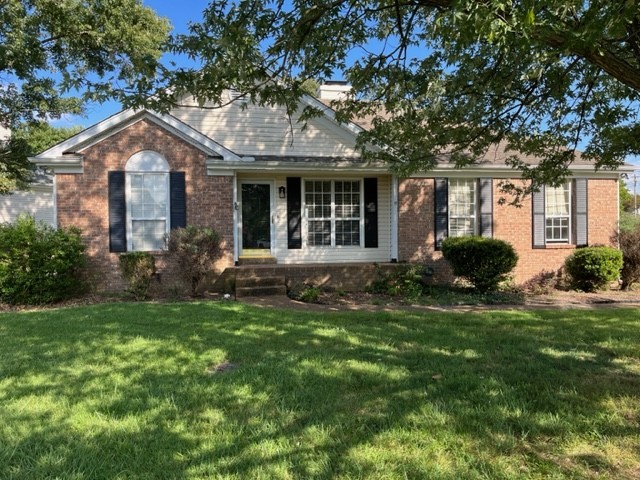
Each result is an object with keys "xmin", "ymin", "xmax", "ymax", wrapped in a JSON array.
[{"xmin": 240, "ymin": 182, "xmax": 273, "ymax": 255}]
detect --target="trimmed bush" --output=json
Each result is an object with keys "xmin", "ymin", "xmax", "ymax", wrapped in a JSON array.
[
  {"xmin": 618, "ymin": 227, "xmax": 640, "ymax": 290},
  {"xmin": 564, "ymin": 246, "xmax": 623, "ymax": 292},
  {"xmin": 119, "ymin": 252, "xmax": 156, "ymax": 300},
  {"xmin": 0, "ymin": 214, "xmax": 86, "ymax": 304},
  {"xmin": 441, "ymin": 236, "xmax": 518, "ymax": 292},
  {"xmin": 167, "ymin": 226, "xmax": 222, "ymax": 296}
]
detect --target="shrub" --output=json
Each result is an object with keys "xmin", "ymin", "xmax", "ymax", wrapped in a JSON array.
[
  {"xmin": 167, "ymin": 226, "xmax": 222, "ymax": 296},
  {"xmin": 441, "ymin": 236, "xmax": 518, "ymax": 292},
  {"xmin": 521, "ymin": 270, "xmax": 562, "ymax": 295},
  {"xmin": 0, "ymin": 214, "xmax": 86, "ymax": 304},
  {"xmin": 288, "ymin": 282, "xmax": 321, "ymax": 303},
  {"xmin": 119, "ymin": 252, "xmax": 156, "ymax": 300},
  {"xmin": 616, "ymin": 228, "xmax": 640, "ymax": 290},
  {"xmin": 367, "ymin": 264, "xmax": 429, "ymax": 300},
  {"xmin": 564, "ymin": 246, "xmax": 623, "ymax": 292}
]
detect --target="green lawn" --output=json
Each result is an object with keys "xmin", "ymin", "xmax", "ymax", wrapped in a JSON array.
[{"xmin": 0, "ymin": 302, "xmax": 639, "ymax": 479}]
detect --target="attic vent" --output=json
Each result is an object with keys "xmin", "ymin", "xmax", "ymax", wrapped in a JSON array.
[{"xmin": 228, "ymin": 87, "xmax": 248, "ymax": 105}]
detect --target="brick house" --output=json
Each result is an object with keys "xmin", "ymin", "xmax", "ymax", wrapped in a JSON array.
[{"xmin": 30, "ymin": 86, "xmax": 632, "ymax": 292}]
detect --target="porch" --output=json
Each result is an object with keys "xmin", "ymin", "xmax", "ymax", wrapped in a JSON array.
[{"xmin": 220, "ymin": 262, "xmax": 405, "ymax": 298}]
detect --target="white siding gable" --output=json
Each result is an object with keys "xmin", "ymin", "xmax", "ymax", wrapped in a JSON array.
[{"xmin": 171, "ymin": 96, "xmax": 360, "ymax": 157}]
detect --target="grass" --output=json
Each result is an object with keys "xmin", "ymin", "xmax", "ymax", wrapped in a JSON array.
[{"xmin": 1, "ymin": 302, "xmax": 639, "ymax": 479}]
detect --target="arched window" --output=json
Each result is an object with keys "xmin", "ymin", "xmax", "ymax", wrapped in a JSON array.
[{"xmin": 125, "ymin": 151, "xmax": 170, "ymax": 251}]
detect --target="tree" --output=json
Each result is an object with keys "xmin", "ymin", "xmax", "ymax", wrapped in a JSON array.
[
  {"xmin": 154, "ymin": 0, "xmax": 640, "ymax": 200},
  {"xmin": 620, "ymin": 180, "xmax": 634, "ymax": 213},
  {"xmin": 1, "ymin": 0, "xmax": 170, "ymax": 189},
  {"xmin": 1, "ymin": 123, "xmax": 82, "ymax": 194}
]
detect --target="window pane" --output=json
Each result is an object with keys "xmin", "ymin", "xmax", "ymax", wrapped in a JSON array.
[
  {"xmin": 131, "ymin": 174, "xmax": 143, "ymax": 188},
  {"xmin": 308, "ymin": 220, "xmax": 331, "ymax": 246},
  {"xmin": 336, "ymin": 220, "xmax": 360, "ymax": 246},
  {"xmin": 132, "ymin": 220, "xmax": 166, "ymax": 251}
]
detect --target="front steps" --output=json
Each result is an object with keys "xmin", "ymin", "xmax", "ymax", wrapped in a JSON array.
[{"xmin": 235, "ymin": 266, "xmax": 287, "ymax": 298}]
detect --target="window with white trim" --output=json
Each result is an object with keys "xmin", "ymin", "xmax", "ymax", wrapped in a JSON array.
[
  {"xmin": 125, "ymin": 151, "xmax": 170, "ymax": 251},
  {"xmin": 304, "ymin": 179, "xmax": 362, "ymax": 247},
  {"xmin": 545, "ymin": 182, "xmax": 571, "ymax": 243},
  {"xmin": 448, "ymin": 178, "xmax": 477, "ymax": 237}
]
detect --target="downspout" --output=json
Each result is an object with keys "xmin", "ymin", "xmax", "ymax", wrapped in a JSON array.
[
  {"xmin": 52, "ymin": 174, "xmax": 58, "ymax": 228},
  {"xmin": 391, "ymin": 174, "xmax": 399, "ymax": 262},
  {"xmin": 617, "ymin": 175, "xmax": 621, "ymax": 248}
]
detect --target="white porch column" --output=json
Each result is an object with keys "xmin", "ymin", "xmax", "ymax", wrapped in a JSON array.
[
  {"xmin": 391, "ymin": 174, "xmax": 399, "ymax": 262},
  {"xmin": 233, "ymin": 171, "xmax": 239, "ymax": 265}
]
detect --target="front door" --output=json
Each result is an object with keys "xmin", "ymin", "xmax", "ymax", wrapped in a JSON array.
[{"xmin": 240, "ymin": 182, "xmax": 273, "ymax": 255}]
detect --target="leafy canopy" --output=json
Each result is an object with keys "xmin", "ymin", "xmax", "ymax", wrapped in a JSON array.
[
  {"xmin": 1, "ymin": 0, "xmax": 170, "ymax": 129},
  {"xmin": 152, "ymin": 0, "xmax": 640, "ymax": 196},
  {"xmin": 0, "ymin": 122, "xmax": 82, "ymax": 194},
  {"xmin": 0, "ymin": 0, "xmax": 169, "ymax": 191}
]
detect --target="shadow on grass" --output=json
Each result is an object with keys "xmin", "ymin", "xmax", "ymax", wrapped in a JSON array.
[{"xmin": 0, "ymin": 303, "xmax": 639, "ymax": 479}]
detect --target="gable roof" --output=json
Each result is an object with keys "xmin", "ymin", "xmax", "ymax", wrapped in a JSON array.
[{"xmin": 34, "ymin": 109, "xmax": 243, "ymax": 161}]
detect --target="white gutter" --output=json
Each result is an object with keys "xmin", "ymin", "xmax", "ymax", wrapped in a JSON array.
[{"xmin": 29, "ymin": 155, "xmax": 84, "ymax": 174}]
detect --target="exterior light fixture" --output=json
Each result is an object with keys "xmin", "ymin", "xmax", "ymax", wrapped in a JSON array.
[{"xmin": 278, "ymin": 186, "xmax": 286, "ymax": 199}]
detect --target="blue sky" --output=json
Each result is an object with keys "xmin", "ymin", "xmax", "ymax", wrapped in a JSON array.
[{"xmin": 53, "ymin": 1, "xmax": 640, "ymax": 171}]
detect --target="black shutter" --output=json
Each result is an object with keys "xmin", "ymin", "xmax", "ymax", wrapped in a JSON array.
[
  {"xmin": 287, "ymin": 177, "xmax": 302, "ymax": 249},
  {"xmin": 364, "ymin": 178, "xmax": 378, "ymax": 248},
  {"xmin": 478, "ymin": 178, "xmax": 493, "ymax": 237},
  {"xmin": 434, "ymin": 178, "xmax": 448, "ymax": 250},
  {"xmin": 108, "ymin": 171, "xmax": 127, "ymax": 253},
  {"xmin": 532, "ymin": 187, "xmax": 546, "ymax": 248},
  {"xmin": 575, "ymin": 178, "xmax": 588, "ymax": 246},
  {"xmin": 170, "ymin": 171, "xmax": 187, "ymax": 229}
]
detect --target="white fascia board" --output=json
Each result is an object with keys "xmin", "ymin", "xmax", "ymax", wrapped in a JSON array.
[
  {"xmin": 36, "ymin": 109, "xmax": 242, "ymax": 161},
  {"xmin": 206, "ymin": 159, "xmax": 389, "ymax": 175}
]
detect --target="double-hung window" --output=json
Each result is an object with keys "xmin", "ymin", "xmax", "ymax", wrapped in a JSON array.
[
  {"xmin": 448, "ymin": 178, "xmax": 477, "ymax": 237},
  {"xmin": 304, "ymin": 179, "xmax": 362, "ymax": 247},
  {"xmin": 125, "ymin": 151, "xmax": 171, "ymax": 251},
  {"xmin": 545, "ymin": 182, "xmax": 571, "ymax": 243},
  {"xmin": 129, "ymin": 173, "xmax": 169, "ymax": 250}
]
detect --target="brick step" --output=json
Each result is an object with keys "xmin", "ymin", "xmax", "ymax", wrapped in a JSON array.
[
  {"xmin": 235, "ymin": 266, "xmax": 279, "ymax": 278},
  {"xmin": 238, "ymin": 256, "xmax": 277, "ymax": 265},
  {"xmin": 236, "ymin": 285, "xmax": 287, "ymax": 298},
  {"xmin": 236, "ymin": 276, "xmax": 285, "ymax": 289}
]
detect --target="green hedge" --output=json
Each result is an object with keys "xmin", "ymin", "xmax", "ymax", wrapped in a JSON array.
[
  {"xmin": 441, "ymin": 236, "xmax": 518, "ymax": 292},
  {"xmin": 0, "ymin": 215, "xmax": 86, "ymax": 304},
  {"xmin": 564, "ymin": 246, "xmax": 623, "ymax": 292}
]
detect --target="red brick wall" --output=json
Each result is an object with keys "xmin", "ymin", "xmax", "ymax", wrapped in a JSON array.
[
  {"xmin": 56, "ymin": 119, "xmax": 234, "ymax": 292},
  {"xmin": 398, "ymin": 177, "xmax": 620, "ymax": 285}
]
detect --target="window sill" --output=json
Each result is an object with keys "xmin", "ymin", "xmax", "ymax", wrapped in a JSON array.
[{"xmin": 544, "ymin": 243, "xmax": 575, "ymax": 249}]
